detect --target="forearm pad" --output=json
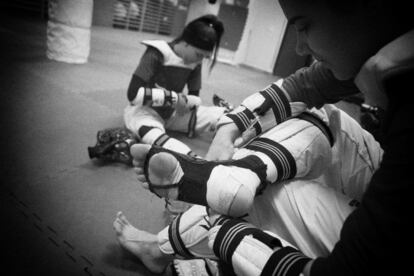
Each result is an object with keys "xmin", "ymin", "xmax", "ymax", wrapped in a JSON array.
[
  {"xmin": 157, "ymin": 205, "xmax": 216, "ymax": 259},
  {"xmin": 210, "ymin": 218, "xmax": 311, "ymax": 276},
  {"xmin": 216, "ymin": 81, "xmax": 307, "ymax": 136},
  {"xmin": 130, "ymin": 87, "xmax": 178, "ymax": 107}
]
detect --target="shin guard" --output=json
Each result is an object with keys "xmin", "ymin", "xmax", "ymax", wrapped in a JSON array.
[
  {"xmin": 211, "ymin": 218, "xmax": 311, "ymax": 276},
  {"xmin": 157, "ymin": 205, "xmax": 215, "ymax": 259},
  {"xmin": 144, "ymin": 146, "xmax": 268, "ymax": 215}
]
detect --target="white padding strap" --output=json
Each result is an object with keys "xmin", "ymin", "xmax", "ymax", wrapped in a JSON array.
[
  {"xmin": 158, "ymin": 205, "xmax": 216, "ymax": 259},
  {"xmin": 206, "ymin": 165, "xmax": 261, "ymax": 216}
]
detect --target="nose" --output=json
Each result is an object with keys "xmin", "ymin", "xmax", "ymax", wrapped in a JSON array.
[{"xmin": 295, "ymin": 32, "xmax": 311, "ymax": 56}]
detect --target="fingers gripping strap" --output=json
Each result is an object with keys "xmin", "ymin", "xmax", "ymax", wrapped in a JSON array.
[
  {"xmin": 245, "ymin": 137, "xmax": 297, "ymax": 181},
  {"xmin": 226, "ymin": 108, "xmax": 262, "ymax": 134},
  {"xmin": 168, "ymin": 213, "xmax": 195, "ymax": 258},
  {"xmin": 257, "ymin": 83, "xmax": 291, "ymax": 122},
  {"xmin": 260, "ymin": 247, "xmax": 311, "ymax": 276}
]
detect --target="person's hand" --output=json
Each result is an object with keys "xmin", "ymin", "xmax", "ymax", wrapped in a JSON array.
[
  {"xmin": 234, "ymin": 124, "xmax": 257, "ymax": 148},
  {"xmin": 175, "ymin": 94, "xmax": 190, "ymax": 116},
  {"xmin": 205, "ymin": 123, "xmax": 241, "ymax": 161},
  {"xmin": 175, "ymin": 94, "xmax": 201, "ymax": 116}
]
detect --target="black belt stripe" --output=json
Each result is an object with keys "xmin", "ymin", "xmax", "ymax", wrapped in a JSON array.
[
  {"xmin": 296, "ymin": 112, "xmax": 334, "ymax": 147},
  {"xmin": 245, "ymin": 137, "xmax": 297, "ymax": 181},
  {"xmin": 168, "ymin": 214, "xmax": 194, "ymax": 258}
]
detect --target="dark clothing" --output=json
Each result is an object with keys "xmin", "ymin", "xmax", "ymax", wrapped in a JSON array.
[
  {"xmin": 128, "ymin": 43, "xmax": 202, "ymax": 119},
  {"xmin": 282, "ymin": 62, "xmax": 360, "ymax": 109},
  {"xmin": 311, "ymin": 70, "xmax": 413, "ymax": 275}
]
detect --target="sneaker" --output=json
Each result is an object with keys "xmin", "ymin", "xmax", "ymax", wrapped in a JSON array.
[{"xmin": 212, "ymin": 94, "xmax": 234, "ymax": 112}]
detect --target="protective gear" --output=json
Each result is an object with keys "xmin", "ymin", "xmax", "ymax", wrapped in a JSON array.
[
  {"xmin": 209, "ymin": 217, "xmax": 310, "ymax": 276},
  {"xmin": 157, "ymin": 205, "xmax": 216, "ymax": 258},
  {"xmin": 131, "ymin": 87, "xmax": 178, "ymax": 107},
  {"xmin": 216, "ymin": 81, "xmax": 307, "ymax": 139},
  {"xmin": 212, "ymin": 94, "xmax": 234, "ymax": 112},
  {"xmin": 142, "ymin": 146, "xmax": 267, "ymax": 216},
  {"xmin": 88, "ymin": 127, "xmax": 137, "ymax": 165},
  {"xmin": 171, "ymin": 258, "xmax": 220, "ymax": 276}
]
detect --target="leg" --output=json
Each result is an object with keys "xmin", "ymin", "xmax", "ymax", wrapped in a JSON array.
[
  {"xmin": 166, "ymin": 105, "xmax": 227, "ymax": 134},
  {"xmin": 248, "ymin": 179, "xmax": 357, "ymax": 258},
  {"xmin": 113, "ymin": 211, "xmax": 173, "ymax": 273},
  {"xmin": 124, "ymin": 104, "xmax": 196, "ymax": 156},
  {"xmin": 131, "ymin": 113, "xmax": 332, "ymax": 217}
]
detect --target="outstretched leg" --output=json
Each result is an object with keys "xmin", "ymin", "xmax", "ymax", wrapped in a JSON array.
[
  {"xmin": 131, "ymin": 144, "xmax": 267, "ymax": 217},
  {"xmin": 113, "ymin": 211, "xmax": 173, "ymax": 273},
  {"xmin": 131, "ymin": 112, "xmax": 333, "ymax": 217}
]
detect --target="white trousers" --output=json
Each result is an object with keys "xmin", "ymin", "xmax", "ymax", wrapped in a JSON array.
[
  {"xmin": 124, "ymin": 105, "xmax": 226, "ymax": 137},
  {"xmin": 157, "ymin": 104, "xmax": 383, "ymax": 258}
]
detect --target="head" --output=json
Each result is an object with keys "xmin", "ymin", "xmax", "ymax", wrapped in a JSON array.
[
  {"xmin": 174, "ymin": 14, "xmax": 224, "ymax": 70},
  {"xmin": 279, "ymin": 0, "xmax": 413, "ymax": 80}
]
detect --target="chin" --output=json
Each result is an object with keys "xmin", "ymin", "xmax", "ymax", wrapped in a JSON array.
[{"xmin": 331, "ymin": 68, "xmax": 355, "ymax": 81}]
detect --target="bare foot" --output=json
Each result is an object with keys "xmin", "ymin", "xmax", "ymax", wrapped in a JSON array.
[
  {"xmin": 130, "ymin": 144, "xmax": 181, "ymax": 199},
  {"xmin": 113, "ymin": 211, "xmax": 173, "ymax": 273}
]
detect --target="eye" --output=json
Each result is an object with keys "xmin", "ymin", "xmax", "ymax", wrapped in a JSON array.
[{"xmin": 294, "ymin": 23, "xmax": 307, "ymax": 33}]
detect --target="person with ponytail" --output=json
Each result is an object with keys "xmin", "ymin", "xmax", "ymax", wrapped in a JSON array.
[
  {"xmin": 123, "ymin": 14, "xmax": 226, "ymax": 215},
  {"xmin": 124, "ymin": 14, "xmax": 226, "ymax": 159}
]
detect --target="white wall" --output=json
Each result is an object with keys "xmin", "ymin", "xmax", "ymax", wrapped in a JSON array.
[
  {"xmin": 186, "ymin": 0, "xmax": 222, "ymax": 23},
  {"xmin": 235, "ymin": 0, "xmax": 287, "ymax": 72}
]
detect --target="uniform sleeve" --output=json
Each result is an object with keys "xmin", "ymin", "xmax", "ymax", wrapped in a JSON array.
[
  {"xmin": 186, "ymin": 64, "xmax": 202, "ymax": 96},
  {"xmin": 127, "ymin": 47, "xmax": 163, "ymax": 101},
  {"xmin": 133, "ymin": 47, "xmax": 163, "ymax": 82},
  {"xmin": 282, "ymin": 62, "xmax": 360, "ymax": 108}
]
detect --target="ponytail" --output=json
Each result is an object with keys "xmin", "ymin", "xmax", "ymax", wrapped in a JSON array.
[{"xmin": 178, "ymin": 14, "xmax": 224, "ymax": 71}]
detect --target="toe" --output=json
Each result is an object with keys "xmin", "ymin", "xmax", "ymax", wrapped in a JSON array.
[
  {"xmin": 113, "ymin": 218, "xmax": 122, "ymax": 233},
  {"xmin": 118, "ymin": 212, "xmax": 130, "ymax": 225},
  {"xmin": 130, "ymin": 144, "xmax": 151, "ymax": 162}
]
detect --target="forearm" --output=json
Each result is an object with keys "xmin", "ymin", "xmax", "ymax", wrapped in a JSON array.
[
  {"xmin": 127, "ymin": 74, "xmax": 148, "ymax": 102},
  {"xmin": 216, "ymin": 81, "xmax": 307, "ymax": 140},
  {"xmin": 209, "ymin": 217, "xmax": 312, "ymax": 276},
  {"xmin": 282, "ymin": 62, "xmax": 360, "ymax": 108}
]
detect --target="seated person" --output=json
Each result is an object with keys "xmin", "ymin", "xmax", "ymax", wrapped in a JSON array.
[
  {"xmin": 113, "ymin": 0, "xmax": 413, "ymax": 274},
  {"xmin": 124, "ymin": 14, "xmax": 227, "ymax": 157}
]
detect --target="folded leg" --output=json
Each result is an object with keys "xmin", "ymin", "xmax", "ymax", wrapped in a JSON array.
[{"xmin": 132, "ymin": 111, "xmax": 333, "ymax": 216}]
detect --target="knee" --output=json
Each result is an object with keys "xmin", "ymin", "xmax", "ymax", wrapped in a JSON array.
[{"xmin": 227, "ymin": 185, "xmax": 255, "ymax": 217}]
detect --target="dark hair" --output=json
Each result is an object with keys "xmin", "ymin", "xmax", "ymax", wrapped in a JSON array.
[{"xmin": 177, "ymin": 14, "xmax": 224, "ymax": 70}]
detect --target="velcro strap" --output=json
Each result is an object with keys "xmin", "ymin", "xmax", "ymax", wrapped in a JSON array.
[
  {"xmin": 213, "ymin": 219, "xmax": 255, "ymax": 264},
  {"xmin": 187, "ymin": 107, "xmax": 197, "ymax": 138},
  {"xmin": 213, "ymin": 219, "xmax": 283, "ymax": 269},
  {"xmin": 260, "ymin": 247, "xmax": 311, "ymax": 276},
  {"xmin": 226, "ymin": 108, "xmax": 261, "ymax": 134},
  {"xmin": 230, "ymin": 155, "xmax": 269, "ymax": 193},
  {"xmin": 153, "ymin": 133, "xmax": 170, "ymax": 147},
  {"xmin": 245, "ymin": 137, "xmax": 297, "ymax": 181},
  {"xmin": 296, "ymin": 112, "xmax": 334, "ymax": 146},
  {"xmin": 164, "ymin": 90, "xmax": 173, "ymax": 106},
  {"xmin": 257, "ymin": 83, "xmax": 291, "ymax": 123},
  {"xmin": 168, "ymin": 213, "xmax": 195, "ymax": 258},
  {"xmin": 144, "ymin": 87, "xmax": 152, "ymax": 104}
]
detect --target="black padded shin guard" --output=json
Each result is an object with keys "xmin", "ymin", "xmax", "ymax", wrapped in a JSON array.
[{"xmin": 144, "ymin": 146, "xmax": 268, "ymax": 207}]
